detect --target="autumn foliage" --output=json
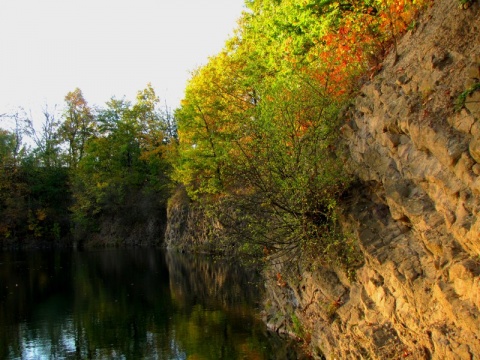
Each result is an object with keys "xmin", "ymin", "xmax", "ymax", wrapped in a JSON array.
[{"xmin": 173, "ymin": 0, "xmax": 429, "ymax": 263}]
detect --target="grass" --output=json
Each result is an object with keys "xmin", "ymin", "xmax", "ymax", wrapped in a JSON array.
[{"xmin": 455, "ymin": 82, "xmax": 480, "ymax": 111}]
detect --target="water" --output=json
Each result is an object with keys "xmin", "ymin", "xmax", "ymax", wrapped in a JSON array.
[{"xmin": 0, "ymin": 249, "xmax": 305, "ymax": 359}]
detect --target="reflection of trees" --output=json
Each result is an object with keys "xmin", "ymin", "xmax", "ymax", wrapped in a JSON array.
[
  {"xmin": 0, "ymin": 251, "xmax": 72, "ymax": 359},
  {"xmin": 0, "ymin": 250, "xmax": 305, "ymax": 359},
  {"xmin": 70, "ymin": 249, "xmax": 173, "ymax": 358},
  {"xmin": 165, "ymin": 252, "xmax": 302, "ymax": 360},
  {"xmin": 166, "ymin": 251, "xmax": 263, "ymax": 310},
  {"xmin": 0, "ymin": 250, "xmax": 173, "ymax": 359}
]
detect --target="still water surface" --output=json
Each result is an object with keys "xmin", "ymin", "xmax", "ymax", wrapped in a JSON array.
[{"xmin": 0, "ymin": 249, "xmax": 305, "ymax": 359}]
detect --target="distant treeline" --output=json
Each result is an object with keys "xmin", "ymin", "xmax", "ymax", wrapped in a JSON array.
[{"xmin": 0, "ymin": 84, "xmax": 176, "ymax": 245}]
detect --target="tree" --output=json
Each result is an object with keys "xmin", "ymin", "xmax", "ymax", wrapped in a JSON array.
[
  {"xmin": 29, "ymin": 105, "xmax": 63, "ymax": 168},
  {"xmin": 0, "ymin": 110, "xmax": 31, "ymax": 167},
  {"xmin": 0, "ymin": 129, "xmax": 17, "ymax": 168},
  {"xmin": 70, "ymin": 85, "xmax": 173, "ymax": 233},
  {"xmin": 0, "ymin": 128, "xmax": 28, "ymax": 239},
  {"xmin": 174, "ymin": 51, "xmax": 257, "ymax": 199},
  {"xmin": 60, "ymin": 88, "xmax": 95, "ymax": 168},
  {"xmin": 219, "ymin": 76, "xmax": 352, "ymax": 262},
  {"xmin": 0, "ymin": 110, "xmax": 32, "ymax": 240}
]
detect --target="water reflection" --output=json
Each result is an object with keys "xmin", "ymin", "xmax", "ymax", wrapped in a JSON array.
[{"xmin": 0, "ymin": 249, "xmax": 304, "ymax": 359}]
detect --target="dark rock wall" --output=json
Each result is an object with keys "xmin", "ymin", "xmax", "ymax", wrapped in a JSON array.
[
  {"xmin": 80, "ymin": 190, "xmax": 167, "ymax": 247},
  {"xmin": 165, "ymin": 185, "xmax": 226, "ymax": 253}
]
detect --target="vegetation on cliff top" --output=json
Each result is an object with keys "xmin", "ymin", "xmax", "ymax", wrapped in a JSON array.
[{"xmin": 172, "ymin": 0, "xmax": 428, "ymax": 266}]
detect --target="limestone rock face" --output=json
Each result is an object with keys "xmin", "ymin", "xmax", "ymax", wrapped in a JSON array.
[{"xmin": 263, "ymin": 1, "xmax": 480, "ymax": 358}]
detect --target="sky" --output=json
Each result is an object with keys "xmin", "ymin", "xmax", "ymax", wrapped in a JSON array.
[{"xmin": 0, "ymin": 0, "xmax": 246, "ymax": 120}]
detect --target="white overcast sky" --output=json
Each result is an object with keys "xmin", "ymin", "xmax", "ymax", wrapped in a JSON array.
[{"xmin": 0, "ymin": 0, "xmax": 246, "ymax": 118}]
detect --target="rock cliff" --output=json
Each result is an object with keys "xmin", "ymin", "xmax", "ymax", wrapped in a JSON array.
[
  {"xmin": 263, "ymin": 0, "xmax": 480, "ymax": 358},
  {"xmin": 165, "ymin": 185, "xmax": 227, "ymax": 253},
  {"xmin": 78, "ymin": 189, "xmax": 167, "ymax": 248}
]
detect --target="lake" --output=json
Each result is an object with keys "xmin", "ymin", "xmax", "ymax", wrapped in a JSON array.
[{"xmin": 0, "ymin": 249, "xmax": 306, "ymax": 359}]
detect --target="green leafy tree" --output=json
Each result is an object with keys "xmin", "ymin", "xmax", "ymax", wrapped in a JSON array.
[
  {"xmin": 0, "ymin": 128, "xmax": 28, "ymax": 239},
  {"xmin": 219, "ymin": 76, "xmax": 352, "ymax": 262},
  {"xmin": 71, "ymin": 85, "xmax": 173, "ymax": 235},
  {"xmin": 174, "ymin": 51, "xmax": 257, "ymax": 199},
  {"xmin": 60, "ymin": 88, "xmax": 95, "ymax": 168},
  {"xmin": 2, "ymin": 106, "xmax": 71, "ymax": 241}
]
